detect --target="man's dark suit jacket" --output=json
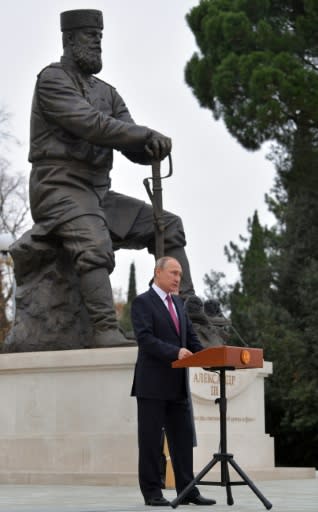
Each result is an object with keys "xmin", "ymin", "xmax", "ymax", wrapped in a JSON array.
[{"xmin": 131, "ymin": 287, "xmax": 202, "ymax": 401}]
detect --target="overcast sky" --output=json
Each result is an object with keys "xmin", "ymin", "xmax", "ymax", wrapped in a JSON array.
[{"xmin": 1, "ymin": 0, "xmax": 276, "ymax": 299}]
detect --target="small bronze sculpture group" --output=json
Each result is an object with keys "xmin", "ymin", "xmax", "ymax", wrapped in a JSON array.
[{"xmin": 185, "ymin": 297, "xmax": 231, "ymax": 347}]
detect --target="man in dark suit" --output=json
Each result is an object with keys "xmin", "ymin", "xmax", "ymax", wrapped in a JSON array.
[{"xmin": 131, "ymin": 256, "xmax": 216, "ymax": 506}]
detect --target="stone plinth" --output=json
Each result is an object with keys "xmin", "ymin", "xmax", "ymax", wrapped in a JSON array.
[
  {"xmin": 0, "ymin": 348, "xmax": 314, "ymax": 484},
  {"xmin": 0, "ymin": 348, "xmax": 137, "ymax": 484}
]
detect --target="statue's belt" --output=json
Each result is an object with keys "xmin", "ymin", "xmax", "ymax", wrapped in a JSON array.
[{"xmin": 32, "ymin": 159, "xmax": 111, "ymax": 188}]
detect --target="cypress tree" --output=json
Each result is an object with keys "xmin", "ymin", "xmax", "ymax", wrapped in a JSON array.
[
  {"xmin": 127, "ymin": 262, "xmax": 137, "ymax": 303},
  {"xmin": 119, "ymin": 262, "xmax": 137, "ymax": 334}
]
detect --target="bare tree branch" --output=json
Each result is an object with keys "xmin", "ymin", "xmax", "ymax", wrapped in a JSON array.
[{"xmin": 0, "ymin": 107, "xmax": 30, "ymax": 336}]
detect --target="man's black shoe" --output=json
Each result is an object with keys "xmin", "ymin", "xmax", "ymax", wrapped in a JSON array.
[
  {"xmin": 145, "ymin": 496, "xmax": 170, "ymax": 506},
  {"xmin": 179, "ymin": 494, "xmax": 216, "ymax": 505}
]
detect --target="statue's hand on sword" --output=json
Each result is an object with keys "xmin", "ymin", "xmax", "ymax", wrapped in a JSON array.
[{"xmin": 145, "ymin": 130, "xmax": 172, "ymax": 161}]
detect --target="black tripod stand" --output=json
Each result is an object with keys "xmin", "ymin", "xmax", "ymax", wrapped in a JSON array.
[{"xmin": 171, "ymin": 367, "xmax": 272, "ymax": 509}]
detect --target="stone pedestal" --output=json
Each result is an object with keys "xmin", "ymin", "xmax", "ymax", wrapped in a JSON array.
[
  {"xmin": 0, "ymin": 348, "xmax": 314, "ymax": 484},
  {"xmin": 190, "ymin": 364, "xmax": 274, "ymax": 477},
  {"xmin": 0, "ymin": 348, "xmax": 136, "ymax": 484}
]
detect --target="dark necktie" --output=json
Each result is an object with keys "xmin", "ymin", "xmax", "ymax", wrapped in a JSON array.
[{"xmin": 166, "ymin": 294, "xmax": 180, "ymax": 335}]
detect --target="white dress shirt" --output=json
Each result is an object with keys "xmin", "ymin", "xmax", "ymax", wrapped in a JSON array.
[{"xmin": 152, "ymin": 283, "xmax": 178, "ymax": 315}]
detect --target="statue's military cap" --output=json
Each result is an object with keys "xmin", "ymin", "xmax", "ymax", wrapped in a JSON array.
[{"xmin": 60, "ymin": 9, "xmax": 103, "ymax": 31}]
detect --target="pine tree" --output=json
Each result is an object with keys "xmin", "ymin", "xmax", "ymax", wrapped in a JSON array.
[
  {"xmin": 0, "ymin": 108, "xmax": 29, "ymax": 344},
  {"xmin": 185, "ymin": 1, "xmax": 318, "ymax": 313}
]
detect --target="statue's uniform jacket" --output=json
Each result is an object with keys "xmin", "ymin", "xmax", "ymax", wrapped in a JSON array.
[{"xmin": 29, "ymin": 57, "xmax": 153, "ymax": 239}]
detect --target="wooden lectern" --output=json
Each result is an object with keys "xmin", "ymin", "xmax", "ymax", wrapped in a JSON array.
[{"xmin": 170, "ymin": 346, "xmax": 272, "ymax": 510}]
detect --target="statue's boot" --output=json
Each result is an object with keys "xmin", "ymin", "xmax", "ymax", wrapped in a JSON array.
[
  {"xmin": 94, "ymin": 329, "xmax": 136, "ymax": 348},
  {"xmin": 79, "ymin": 268, "xmax": 135, "ymax": 348},
  {"xmin": 166, "ymin": 247, "xmax": 195, "ymax": 299}
]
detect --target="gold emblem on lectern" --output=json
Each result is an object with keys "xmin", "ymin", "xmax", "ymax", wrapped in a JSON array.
[{"xmin": 240, "ymin": 349, "xmax": 251, "ymax": 365}]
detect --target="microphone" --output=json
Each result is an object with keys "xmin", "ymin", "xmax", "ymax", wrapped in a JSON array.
[{"xmin": 224, "ymin": 317, "xmax": 249, "ymax": 347}]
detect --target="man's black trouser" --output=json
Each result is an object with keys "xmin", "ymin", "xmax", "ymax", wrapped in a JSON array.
[{"xmin": 137, "ymin": 397, "xmax": 199, "ymax": 501}]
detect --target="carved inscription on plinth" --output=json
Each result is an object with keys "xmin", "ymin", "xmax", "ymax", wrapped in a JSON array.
[
  {"xmin": 190, "ymin": 367, "xmax": 257, "ymax": 400},
  {"xmin": 190, "ymin": 367, "xmax": 258, "ymax": 424}
]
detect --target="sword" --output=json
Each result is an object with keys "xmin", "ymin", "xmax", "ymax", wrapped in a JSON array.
[{"xmin": 143, "ymin": 154, "xmax": 173, "ymax": 259}]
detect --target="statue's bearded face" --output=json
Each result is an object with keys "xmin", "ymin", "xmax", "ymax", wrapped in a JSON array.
[{"xmin": 71, "ymin": 28, "xmax": 103, "ymax": 74}]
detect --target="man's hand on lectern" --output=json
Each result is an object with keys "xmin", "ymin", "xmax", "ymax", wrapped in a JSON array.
[{"xmin": 178, "ymin": 348, "xmax": 193, "ymax": 360}]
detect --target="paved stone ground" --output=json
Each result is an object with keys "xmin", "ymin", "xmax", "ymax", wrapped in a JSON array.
[{"xmin": 0, "ymin": 476, "xmax": 317, "ymax": 512}]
